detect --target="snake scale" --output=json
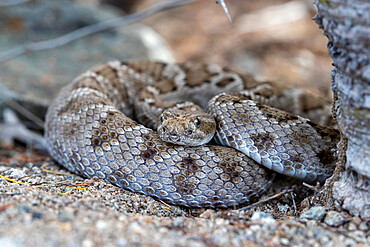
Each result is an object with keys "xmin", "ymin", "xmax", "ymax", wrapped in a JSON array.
[{"xmin": 45, "ymin": 61, "xmax": 339, "ymax": 208}]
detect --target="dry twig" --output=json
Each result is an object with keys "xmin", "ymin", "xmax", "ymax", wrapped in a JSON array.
[
  {"xmin": 238, "ymin": 189, "xmax": 295, "ymax": 211},
  {"xmin": 0, "ymin": 0, "xmax": 196, "ymax": 63},
  {"xmin": 0, "ymin": 0, "xmax": 29, "ymax": 7},
  {"xmin": 217, "ymin": 0, "xmax": 232, "ymax": 22},
  {"xmin": 0, "ymin": 108, "xmax": 46, "ymax": 151}
]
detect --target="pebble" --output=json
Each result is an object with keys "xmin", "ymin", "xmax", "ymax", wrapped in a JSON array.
[
  {"xmin": 324, "ymin": 211, "xmax": 349, "ymax": 227},
  {"xmin": 359, "ymin": 222, "xmax": 368, "ymax": 231},
  {"xmin": 0, "ymin": 237, "xmax": 22, "ymax": 247},
  {"xmin": 348, "ymin": 223, "xmax": 357, "ymax": 231},
  {"xmin": 116, "ymin": 238, "xmax": 128, "ymax": 247},
  {"xmin": 173, "ymin": 217, "xmax": 185, "ymax": 228},
  {"xmin": 96, "ymin": 220, "xmax": 108, "ymax": 230},
  {"xmin": 58, "ymin": 212, "xmax": 72, "ymax": 222},
  {"xmin": 300, "ymin": 206, "xmax": 327, "ymax": 221},
  {"xmin": 351, "ymin": 216, "xmax": 362, "ymax": 226},
  {"xmin": 31, "ymin": 212, "xmax": 43, "ymax": 220},
  {"xmin": 343, "ymin": 238, "xmax": 358, "ymax": 247},
  {"xmin": 250, "ymin": 211, "xmax": 276, "ymax": 223},
  {"xmin": 82, "ymin": 239, "xmax": 93, "ymax": 247},
  {"xmin": 31, "ymin": 200, "xmax": 39, "ymax": 206},
  {"xmin": 350, "ymin": 231, "xmax": 367, "ymax": 242},
  {"xmin": 17, "ymin": 205, "xmax": 32, "ymax": 213},
  {"xmin": 280, "ymin": 238, "xmax": 290, "ymax": 245}
]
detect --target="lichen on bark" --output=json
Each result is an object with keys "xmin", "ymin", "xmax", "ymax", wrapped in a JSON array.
[{"xmin": 314, "ymin": 0, "xmax": 369, "ymax": 218}]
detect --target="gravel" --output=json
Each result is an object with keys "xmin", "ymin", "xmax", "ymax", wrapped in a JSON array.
[{"xmin": 0, "ymin": 149, "xmax": 369, "ymax": 247}]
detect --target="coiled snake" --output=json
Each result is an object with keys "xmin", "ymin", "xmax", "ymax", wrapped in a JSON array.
[{"xmin": 45, "ymin": 61, "xmax": 339, "ymax": 208}]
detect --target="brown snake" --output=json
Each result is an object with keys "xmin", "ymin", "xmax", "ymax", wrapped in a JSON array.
[{"xmin": 45, "ymin": 61, "xmax": 339, "ymax": 208}]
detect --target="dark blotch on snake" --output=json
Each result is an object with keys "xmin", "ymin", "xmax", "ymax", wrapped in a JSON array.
[
  {"xmin": 141, "ymin": 148, "xmax": 158, "ymax": 160},
  {"xmin": 183, "ymin": 157, "xmax": 195, "ymax": 165},
  {"xmin": 145, "ymin": 187, "xmax": 155, "ymax": 194},
  {"xmin": 92, "ymin": 137, "xmax": 101, "ymax": 146},
  {"xmin": 252, "ymin": 133, "xmax": 271, "ymax": 143}
]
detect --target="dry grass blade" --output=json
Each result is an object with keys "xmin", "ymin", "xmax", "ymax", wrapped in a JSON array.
[
  {"xmin": 239, "ymin": 189, "xmax": 295, "ymax": 211},
  {"xmin": 217, "ymin": 0, "xmax": 232, "ymax": 22}
]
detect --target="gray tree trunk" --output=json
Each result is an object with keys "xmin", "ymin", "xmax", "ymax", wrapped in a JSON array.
[{"xmin": 314, "ymin": 0, "xmax": 369, "ymax": 218}]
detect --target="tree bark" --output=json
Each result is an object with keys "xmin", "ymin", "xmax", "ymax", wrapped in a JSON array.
[{"xmin": 314, "ymin": 0, "xmax": 369, "ymax": 218}]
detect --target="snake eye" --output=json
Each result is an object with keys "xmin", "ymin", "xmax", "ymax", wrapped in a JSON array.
[
  {"xmin": 187, "ymin": 130, "xmax": 193, "ymax": 135},
  {"xmin": 194, "ymin": 118, "xmax": 201, "ymax": 128}
]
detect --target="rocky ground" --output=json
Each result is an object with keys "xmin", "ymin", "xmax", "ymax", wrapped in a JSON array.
[
  {"xmin": 0, "ymin": 146, "xmax": 369, "ymax": 246},
  {"xmin": 0, "ymin": 0, "xmax": 369, "ymax": 246}
]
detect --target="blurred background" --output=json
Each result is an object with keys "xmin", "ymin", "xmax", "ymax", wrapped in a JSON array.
[
  {"xmin": 0, "ymin": 0, "xmax": 332, "ymax": 122},
  {"xmin": 139, "ymin": 0, "xmax": 332, "ymax": 95}
]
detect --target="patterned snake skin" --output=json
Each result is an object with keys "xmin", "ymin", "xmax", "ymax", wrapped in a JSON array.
[{"xmin": 45, "ymin": 61, "xmax": 339, "ymax": 208}]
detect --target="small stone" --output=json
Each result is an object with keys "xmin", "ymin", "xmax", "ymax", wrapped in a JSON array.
[
  {"xmin": 96, "ymin": 220, "xmax": 108, "ymax": 230},
  {"xmin": 211, "ymin": 234, "xmax": 229, "ymax": 246},
  {"xmin": 58, "ymin": 212, "xmax": 71, "ymax": 222},
  {"xmin": 250, "ymin": 224, "xmax": 261, "ymax": 231},
  {"xmin": 300, "ymin": 206, "xmax": 327, "ymax": 221},
  {"xmin": 351, "ymin": 216, "xmax": 362, "ymax": 226},
  {"xmin": 216, "ymin": 218, "xmax": 228, "ymax": 225},
  {"xmin": 31, "ymin": 200, "xmax": 39, "ymax": 206},
  {"xmin": 250, "ymin": 211, "xmax": 276, "ymax": 223},
  {"xmin": 324, "ymin": 211, "xmax": 350, "ymax": 227},
  {"xmin": 348, "ymin": 223, "xmax": 357, "ymax": 231},
  {"xmin": 17, "ymin": 205, "xmax": 32, "ymax": 213},
  {"xmin": 280, "ymin": 238, "xmax": 289, "ymax": 245},
  {"xmin": 82, "ymin": 239, "xmax": 93, "ymax": 247},
  {"xmin": 173, "ymin": 217, "xmax": 185, "ymax": 227},
  {"xmin": 25, "ymin": 163, "xmax": 34, "ymax": 169},
  {"xmin": 116, "ymin": 238, "xmax": 128, "ymax": 247},
  {"xmin": 359, "ymin": 222, "xmax": 368, "ymax": 231},
  {"xmin": 319, "ymin": 234, "xmax": 330, "ymax": 244},
  {"xmin": 32, "ymin": 212, "xmax": 43, "ymax": 220},
  {"xmin": 343, "ymin": 238, "xmax": 358, "ymax": 247},
  {"xmin": 347, "ymin": 231, "xmax": 366, "ymax": 242},
  {"xmin": 199, "ymin": 209, "xmax": 215, "ymax": 219},
  {"xmin": 305, "ymin": 220, "xmax": 316, "ymax": 228},
  {"xmin": 104, "ymin": 193, "xmax": 111, "ymax": 200},
  {"xmin": 0, "ymin": 237, "xmax": 21, "ymax": 247}
]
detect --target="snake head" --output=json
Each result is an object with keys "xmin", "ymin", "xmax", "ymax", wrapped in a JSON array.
[{"xmin": 157, "ymin": 109, "xmax": 216, "ymax": 146}]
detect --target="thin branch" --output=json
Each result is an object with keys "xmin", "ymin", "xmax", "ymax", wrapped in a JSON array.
[
  {"xmin": 238, "ymin": 189, "xmax": 295, "ymax": 211},
  {"xmin": 4, "ymin": 99, "xmax": 44, "ymax": 129},
  {"xmin": 0, "ymin": 0, "xmax": 29, "ymax": 7},
  {"xmin": 217, "ymin": 0, "xmax": 232, "ymax": 22},
  {"xmin": 0, "ymin": 0, "xmax": 196, "ymax": 64},
  {"xmin": 0, "ymin": 108, "xmax": 47, "ymax": 152},
  {"xmin": 290, "ymin": 191, "xmax": 297, "ymax": 214}
]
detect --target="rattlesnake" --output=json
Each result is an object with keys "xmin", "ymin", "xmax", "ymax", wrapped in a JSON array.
[{"xmin": 45, "ymin": 61, "xmax": 339, "ymax": 208}]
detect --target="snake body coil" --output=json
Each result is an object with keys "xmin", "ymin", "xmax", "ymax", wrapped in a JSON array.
[{"xmin": 45, "ymin": 61, "xmax": 338, "ymax": 208}]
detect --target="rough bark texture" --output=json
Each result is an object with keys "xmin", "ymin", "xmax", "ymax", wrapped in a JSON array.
[{"xmin": 314, "ymin": 0, "xmax": 369, "ymax": 218}]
